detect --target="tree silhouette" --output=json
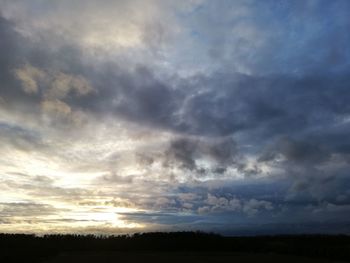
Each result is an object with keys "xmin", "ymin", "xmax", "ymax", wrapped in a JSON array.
[{"xmin": 0, "ymin": 232, "xmax": 349, "ymax": 262}]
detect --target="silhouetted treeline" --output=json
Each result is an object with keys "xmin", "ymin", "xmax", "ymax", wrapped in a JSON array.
[{"xmin": 1, "ymin": 231, "xmax": 350, "ymax": 262}]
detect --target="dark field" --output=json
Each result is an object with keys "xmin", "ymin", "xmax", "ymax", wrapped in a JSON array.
[
  {"xmin": 43, "ymin": 251, "xmax": 345, "ymax": 263},
  {"xmin": 1, "ymin": 232, "xmax": 350, "ymax": 262}
]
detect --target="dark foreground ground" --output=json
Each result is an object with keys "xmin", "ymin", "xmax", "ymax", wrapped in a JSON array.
[
  {"xmin": 43, "ymin": 251, "xmax": 346, "ymax": 263},
  {"xmin": 1, "ymin": 232, "xmax": 350, "ymax": 262}
]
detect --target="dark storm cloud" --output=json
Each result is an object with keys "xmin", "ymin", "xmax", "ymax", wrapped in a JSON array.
[
  {"xmin": 72, "ymin": 68, "xmax": 350, "ymax": 154},
  {"xmin": 165, "ymin": 138, "xmax": 198, "ymax": 170},
  {"xmin": 0, "ymin": 17, "xmax": 346, "ymax": 146},
  {"xmin": 0, "ymin": 16, "xmax": 19, "ymax": 69},
  {"xmin": 0, "ymin": 16, "xmax": 35, "ymax": 105},
  {"xmin": 0, "ymin": 21, "xmax": 303, "ymax": 140},
  {"xmin": 2, "ymin": 11, "xmax": 350, "ymax": 148},
  {"xmin": 171, "ymin": 177, "xmax": 350, "ymax": 230},
  {"xmin": 183, "ymin": 73, "xmax": 350, "ymax": 138},
  {"xmin": 93, "ymin": 66, "xmax": 185, "ymax": 128},
  {"xmin": 259, "ymin": 137, "xmax": 331, "ymax": 164},
  {"xmin": 163, "ymin": 136, "xmax": 237, "ymax": 172}
]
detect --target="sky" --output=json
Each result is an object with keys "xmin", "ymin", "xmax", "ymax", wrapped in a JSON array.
[{"xmin": 0, "ymin": 0, "xmax": 350, "ymax": 235}]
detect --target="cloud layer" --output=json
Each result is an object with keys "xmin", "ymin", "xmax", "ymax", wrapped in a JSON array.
[{"xmin": 0, "ymin": 0, "xmax": 350, "ymax": 234}]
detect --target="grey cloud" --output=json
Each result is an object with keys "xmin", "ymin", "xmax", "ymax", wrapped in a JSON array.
[
  {"xmin": 164, "ymin": 136, "xmax": 237, "ymax": 172},
  {"xmin": 164, "ymin": 137, "xmax": 198, "ymax": 170},
  {"xmin": 257, "ymin": 134, "xmax": 350, "ymax": 203},
  {"xmin": 242, "ymin": 199, "xmax": 273, "ymax": 216},
  {"xmin": 86, "ymin": 70, "xmax": 350, "ymax": 142},
  {"xmin": 115, "ymin": 67, "xmax": 183, "ymax": 126},
  {"xmin": 200, "ymin": 194, "xmax": 242, "ymax": 214},
  {"xmin": 0, "ymin": 122, "xmax": 44, "ymax": 151},
  {"xmin": 99, "ymin": 173, "xmax": 134, "ymax": 184},
  {"xmin": 198, "ymin": 0, "xmax": 350, "ymax": 75},
  {"xmin": 0, "ymin": 0, "xmax": 177, "ymax": 52},
  {"xmin": 0, "ymin": 15, "xmax": 93, "ymax": 132},
  {"xmin": 0, "ymin": 202, "xmax": 58, "ymax": 218},
  {"xmin": 178, "ymin": 193, "xmax": 200, "ymax": 202},
  {"xmin": 1, "ymin": 1, "xmax": 350, "ymax": 143},
  {"xmin": 284, "ymin": 167, "xmax": 346, "ymax": 203},
  {"xmin": 198, "ymin": 194, "xmax": 273, "ymax": 216},
  {"xmin": 3, "ymin": 8, "xmax": 350, "ymax": 148},
  {"xmin": 104, "ymin": 198, "xmax": 135, "ymax": 208},
  {"xmin": 0, "ymin": 16, "xmax": 38, "ymax": 108},
  {"xmin": 259, "ymin": 137, "xmax": 331, "ymax": 164},
  {"xmin": 119, "ymin": 211, "xmax": 203, "ymax": 226},
  {"xmin": 3, "ymin": 177, "xmax": 95, "ymax": 203}
]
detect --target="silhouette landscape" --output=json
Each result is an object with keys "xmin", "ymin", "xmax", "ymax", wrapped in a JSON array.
[{"xmin": 2, "ymin": 232, "xmax": 350, "ymax": 262}]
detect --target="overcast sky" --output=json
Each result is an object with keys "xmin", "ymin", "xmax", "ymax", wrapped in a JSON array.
[{"xmin": 0, "ymin": 0, "xmax": 350, "ymax": 235}]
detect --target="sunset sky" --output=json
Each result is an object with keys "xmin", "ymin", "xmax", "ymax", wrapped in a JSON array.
[{"xmin": 1, "ymin": 0, "xmax": 350, "ymax": 235}]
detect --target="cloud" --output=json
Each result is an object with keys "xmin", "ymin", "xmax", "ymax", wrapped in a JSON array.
[
  {"xmin": 99, "ymin": 173, "xmax": 134, "ymax": 184},
  {"xmin": 0, "ymin": 122, "xmax": 43, "ymax": 151},
  {"xmin": 0, "ymin": 202, "xmax": 58, "ymax": 218},
  {"xmin": 164, "ymin": 136, "xmax": 237, "ymax": 173},
  {"xmin": 0, "ymin": 0, "xmax": 183, "ymax": 61},
  {"xmin": 41, "ymin": 99, "xmax": 71, "ymax": 116},
  {"xmin": 197, "ymin": 194, "xmax": 273, "ymax": 216},
  {"xmin": 45, "ymin": 71, "xmax": 93, "ymax": 100},
  {"xmin": 14, "ymin": 63, "xmax": 93, "ymax": 103},
  {"xmin": 242, "ymin": 199, "xmax": 273, "ymax": 216},
  {"xmin": 259, "ymin": 137, "xmax": 331, "ymax": 164},
  {"xmin": 0, "ymin": 0, "xmax": 350, "ymax": 234},
  {"xmin": 14, "ymin": 64, "xmax": 45, "ymax": 94}
]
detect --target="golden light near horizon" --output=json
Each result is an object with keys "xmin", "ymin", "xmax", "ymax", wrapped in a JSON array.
[
  {"xmin": 65, "ymin": 206, "xmax": 145, "ymax": 229},
  {"xmin": 0, "ymin": 201, "xmax": 146, "ymax": 234}
]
